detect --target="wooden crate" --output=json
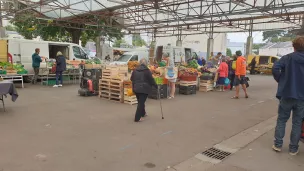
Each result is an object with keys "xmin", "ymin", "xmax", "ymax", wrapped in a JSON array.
[
  {"xmin": 200, "ymin": 80, "xmax": 214, "ymax": 84},
  {"xmin": 6, "ymin": 69, "xmax": 17, "ymax": 75},
  {"xmin": 124, "ymin": 88, "xmax": 137, "ymax": 105},
  {"xmin": 102, "ymin": 67, "xmax": 128, "ymax": 81},
  {"xmin": 199, "ymin": 84, "xmax": 214, "ymax": 92},
  {"xmin": 124, "ymin": 95, "xmax": 138, "ymax": 105},
  {"xmin": 199, "ymin": 80, "xmax": 214, "ymax": 92},
  {"xmin": 99, "ymin": 78, "xmax": 123, "ymax": 103},
  {"xmin": 179, "ymin": 81, "xmax": 197, "ymax": 86},
  {"xmin": 123, "ymin": 81, "xmax": 132, "ymax": 88},
  {"xmin": 105, "ymin": 65, "xmax": 128, "ymax": 71},
  {"xmin": 85, "ymin": 64, "xmax": 102, "ymax": 69},
  {"xmin": 199, "ymin": 87, "xmax": 213, "ymax": 92}
]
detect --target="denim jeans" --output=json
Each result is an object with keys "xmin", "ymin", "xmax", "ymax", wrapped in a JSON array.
[
  {"xmin": 274, "ymin": 98, "xmax": 304, "ymax": 152},
  {"xmin": 56, "ymin": 71, "xmax": 63, "ymax": 85}
]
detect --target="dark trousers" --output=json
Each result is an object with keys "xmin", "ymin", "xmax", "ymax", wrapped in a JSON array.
[
  {"xmin": 135, "ymin": 93, "xmax": 148, "ymax": 122},
  {"xmin": 274, "ymin": 98, "xmax": 304, "ymax": 153},
  {"xmin": 32, "ymin": 67, "xmax": 39, "ymax": 84},
  {"xmin": 56, "ymin": 71, "xmax": 63, "ymax": 85},
  {"xmin": 229, "ymin": 74, "xmax": 235, "ymax": 90},
  {"xmin": 250, "ymin": 66, "xmax": 255, "ymax": 75}
]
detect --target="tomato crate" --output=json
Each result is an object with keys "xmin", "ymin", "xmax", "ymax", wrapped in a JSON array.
[{"xmin": 179, "ymin": 75, "xmax": 197, "ymax": 81}]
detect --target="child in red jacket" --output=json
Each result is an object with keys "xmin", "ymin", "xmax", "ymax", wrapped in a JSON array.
[{"xmin": 217, "ymin": 58, "xmax": 228, "ymax": 91}]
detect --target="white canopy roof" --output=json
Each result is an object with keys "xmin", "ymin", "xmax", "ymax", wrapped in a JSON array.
[{"xmin": 9, "ymin": 0, "xmax": 304, "ymax": 36}]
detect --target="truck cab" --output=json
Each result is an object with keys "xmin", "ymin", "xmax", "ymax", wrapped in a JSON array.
[
  {"xmin": 110, "ymin": 50, "xmax": 149, "ymax": 65},
  {"xmin": 155, "ymin": 45, "xmax": 198, "ymax": 63},
  {"xmin": 247, "ymin": 54, "xmax": 280, "ymax": 74}
]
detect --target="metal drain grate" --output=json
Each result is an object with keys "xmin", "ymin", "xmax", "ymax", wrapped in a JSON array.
[{"xmin": 201, "ymin": 147, "xmax": 232, "ymax": 160}]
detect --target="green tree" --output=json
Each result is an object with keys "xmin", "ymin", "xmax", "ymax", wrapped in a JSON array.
[
  {"xmin": 10, "ymin": 4, "xmax": 123, "ymax": 45},
  {"xmin": 263, "ymin": 30, "xmax": 296, "ymax": 43},
  {"xmin": 132, "ymin": 34, "xmax": 146, "ymax": 47},
  {"xmin": 226, "ymin": 48, "xmax": 232, "ymax": 57},
  {"xmin": 252, "ymin": 43, "xmax": 265, "ymax": 50},
  {"xmin": 113, "ymin": 38, "xmax": 127, "ymax": 47},
  {"xmin": 5, "ymin": 25, "xmax": 16, "ymax": 31}
]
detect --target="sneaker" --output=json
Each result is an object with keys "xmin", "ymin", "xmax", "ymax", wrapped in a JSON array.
[
  {"xmin": 58, "ymin": 84, "xmax": 63, "ymax": 87},
  {"xmin": 272, "ymin": 145, "xmax": 282, "ymax": 152},
  {"xmin": 289, "ymin": 149, "xmax": 299, "ymax": 156},
  {"xmin": 53, "ymin": 85, "xmax": 59, "ymax": 88}
]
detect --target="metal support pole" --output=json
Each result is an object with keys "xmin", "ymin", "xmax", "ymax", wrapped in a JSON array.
[
  {"xmin": 149, "ymin": 32, "xmax": 156, "ymax": 64},
  {"xmin": 96, "ymin": 19, "xmax": 101, "ymax": 59},
  {"xmin": 176, "ymin": 27, "xmax": 182, "ymax": 47},
  {"xmin": 0, "ymin": 1, "xmax": 6, "ymax": 38},
  {"xmin": 207, "ymin": 23, "xmax": 214, "ymax": 60},
  {"xmin": 246, "ymin": 20, "xmax": 254, "ymax": 57}
]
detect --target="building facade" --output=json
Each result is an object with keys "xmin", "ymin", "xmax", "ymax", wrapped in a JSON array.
[{"xmin": 259, "ymin": 42, "xmax": 293, "ymax": 57}]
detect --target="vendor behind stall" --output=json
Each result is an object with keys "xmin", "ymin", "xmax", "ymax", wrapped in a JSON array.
[{"xmin": 32, "ymin": 48, "xmax": 45, "ymax": 84}]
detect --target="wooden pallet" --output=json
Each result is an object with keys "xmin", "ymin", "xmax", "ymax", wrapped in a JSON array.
[
  {"xmin": 179, "ymin": 81, "xmax": 197, "ymax": 86},
  {"xmin": 102, "ymin": 67, "xmax": 128, "ymax": 80},
  {"xmin": 200, "ymin": 80, "xmax": 214, "ymax": 84},
  {"xmin": 99, "ymin": 78, "xmax": 123, "ymax": 102},
  {"xmin": 199, "ymin": 86, "xmax": 214, "ymax": 92},
  {"xmin": 199, "ymin": 80, "xmax": 214, "ymax": 92},
  {"xmin": 124, "ymin": 96, "xmax": 138, "ymax": 105}
]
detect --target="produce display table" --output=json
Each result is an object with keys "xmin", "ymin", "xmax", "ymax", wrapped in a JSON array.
[
  {"xmin": 40, "ymin": 68, "xmax": 81, "ymax": 86},
  {"xmin": 0, "ymin": 80, "xmax": 19, "ymax": 111},
  {"xmin": 0, "ymin": 74, "xmax": 24, "ymax": 88}
]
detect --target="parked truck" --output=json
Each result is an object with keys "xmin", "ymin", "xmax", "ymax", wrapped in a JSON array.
[
  {"xmin": 155, "ymin": 45, "xmax": 199, "ymax": 63},
  {"xmin": 0, "ymin": 38, "xmax": 89, "ymax": 81}
]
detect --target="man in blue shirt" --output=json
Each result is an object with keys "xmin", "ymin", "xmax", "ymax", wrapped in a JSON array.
[
  {"xmin": 32, "ymin": 48, "xmax": 45, "ymax": 84},
  {"xmin": 272, "ymin": 36, "xmax": 304, "ymax": 155}
]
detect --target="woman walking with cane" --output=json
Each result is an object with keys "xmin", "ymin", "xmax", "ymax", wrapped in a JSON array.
[{"xmin": 131, "ymin": 58, "xmax": 157, "ymax": 122}]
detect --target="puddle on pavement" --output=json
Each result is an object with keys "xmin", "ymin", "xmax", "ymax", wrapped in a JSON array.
[{"xmin": 144, "ymin": 162, "xmax": 156, "ymax": 168}]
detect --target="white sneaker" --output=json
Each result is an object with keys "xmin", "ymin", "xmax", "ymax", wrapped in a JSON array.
[
  {"xmin": 53, "ymin": 85, "xmax": 59, "ymax": 88},
  {"xmin": 58, "ymin": 84, "xmax": 63, "ymax": 87}
]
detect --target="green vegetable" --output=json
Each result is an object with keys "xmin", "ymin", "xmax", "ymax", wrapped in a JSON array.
[
  {"xmin": 158, "ymin": 61, "xmax": 166, "ymax": 67},
  {"xmin": 187, "ymin": 60, "xmax": 198, "ymax": 69}
]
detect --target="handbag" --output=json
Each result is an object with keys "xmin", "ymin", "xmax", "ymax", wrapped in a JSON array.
[
  {"xmin": 51, "ymin": 65, "xmax": 56, "ymax": 73},
  {"xmin": 224, "ymin": 78, "xmax": 230, "ymax": 86}
]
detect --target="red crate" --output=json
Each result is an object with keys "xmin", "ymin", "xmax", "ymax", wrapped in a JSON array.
[{"xmin": 179, "ymin": 75, "xmax": 197, "ymax": 81}]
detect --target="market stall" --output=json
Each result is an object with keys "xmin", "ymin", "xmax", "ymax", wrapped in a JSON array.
[
  {"xmin": 97, "ymin": 57, "xmax": 221, "ymax": 105},
  {"xmin": 198, "ymin": 65, "xmax": 217, "ymax": 92},
  {"xmin": 0, "ymin": 62, "xmax": 28, "ymax": 88},
  {"xmin": 40, "ymin": 58, "xmax": 102, "ymax": 86},
  {"xmin": 149, "ymin": 63, "xmax": 169, "ymax": 99}
]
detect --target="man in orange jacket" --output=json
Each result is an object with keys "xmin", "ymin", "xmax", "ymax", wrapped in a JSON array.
[{"xmin": 232, "ymin": 51, "xmax": 249, "ymax": 99}]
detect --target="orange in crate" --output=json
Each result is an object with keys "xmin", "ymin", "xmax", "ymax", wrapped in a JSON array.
[{"xmin": 163, "ymin": 78, "xmax": 168, "ymax": 84}]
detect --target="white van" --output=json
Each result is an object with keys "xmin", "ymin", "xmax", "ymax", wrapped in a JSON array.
[
  {"xmin": 155, "ymin": 45, "xmax": 199, "ymax": 63},
  {"xmin": 110, "ymin": 50, "xmax": 149, "ymax": 65},
  {"xmin": 0, "ymin": 38, "xmax": 88, "ymax": 75}
]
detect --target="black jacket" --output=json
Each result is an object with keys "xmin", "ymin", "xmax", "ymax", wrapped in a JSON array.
[
  {"xmin": 130, "ymin": 64, "xmax": 157, "ymax": 94},
  {"xmin": 56, "ymin": 55, "xmax": 67, "ymax": 72},
  {"xmin": 227, "ymin": 60, "xmax": 235, "ymax": 76}
]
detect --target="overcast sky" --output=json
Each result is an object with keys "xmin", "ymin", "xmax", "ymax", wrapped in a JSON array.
[{"xmin": 227, "ymin": 32, "xmax": 265, "ymax": 43}]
